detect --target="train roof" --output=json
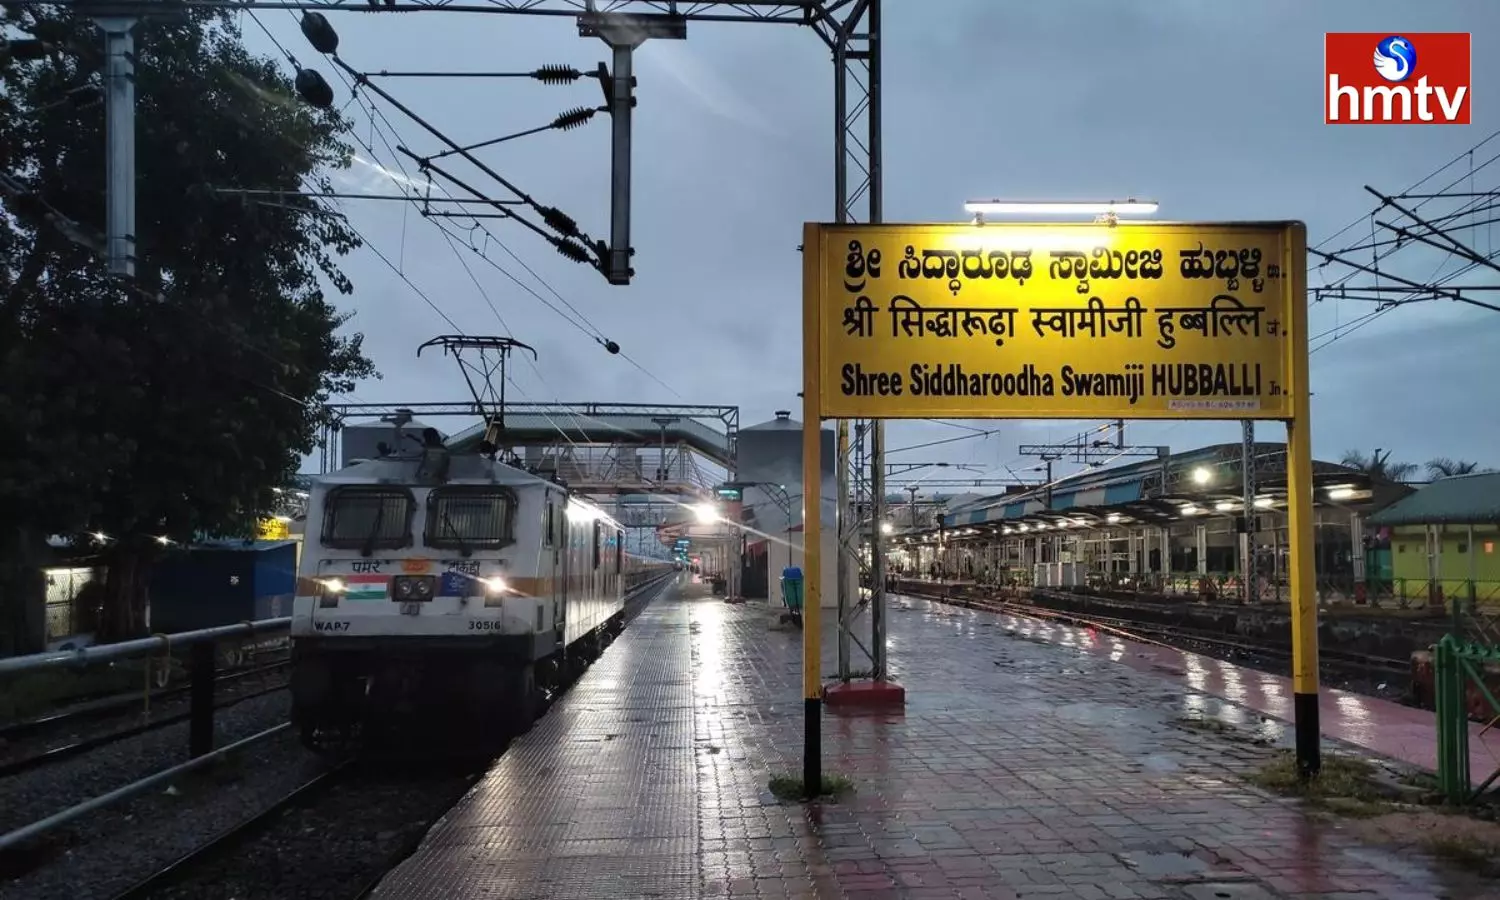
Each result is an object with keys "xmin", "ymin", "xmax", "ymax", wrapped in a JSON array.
[{"xmin": 312, "ymin": 453, "xmax": 563, "ymax": 490}]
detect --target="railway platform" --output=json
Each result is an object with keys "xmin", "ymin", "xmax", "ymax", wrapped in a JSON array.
[{"xmin": 371, "ymin": 575, "xmax": 1486, "ymax": 900}]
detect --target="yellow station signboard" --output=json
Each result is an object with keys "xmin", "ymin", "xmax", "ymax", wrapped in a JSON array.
[
  {"xmin": 804, "ymin": 221, "xmax": 1307, "ymax": 420},
  {"xmin": 257, "ymin": 517, "xmax": 291, "ymax": 541}
]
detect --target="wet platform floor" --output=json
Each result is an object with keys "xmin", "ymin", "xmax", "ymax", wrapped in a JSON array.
[{"xmin": 371, "ymin": 577, "xmax": 1481, "ymax": 899}]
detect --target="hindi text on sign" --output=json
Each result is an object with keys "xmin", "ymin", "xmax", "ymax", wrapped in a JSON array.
[{"xmin": 809, "ymin": 222, "xmax": 1304, "ymax": 420}]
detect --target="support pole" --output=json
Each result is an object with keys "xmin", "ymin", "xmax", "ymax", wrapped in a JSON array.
[
  {"xmin": 188, "ymin": 641, "xmax": 216, "ymax": 757},
  {"xmin": 604, "ymin": 41, "xmax": 636, "ymax": 285},
  {"xmin": 1285, "ymin": 223, "xmax": 1321, "ymax": 778},
  {"xmin": 871, "ymin": 421, "xmax": 887, "ymax": 679},
  {"xmin": 800, "ymin": 223, "xmax": 824, "ymax": 798},
  {"xmin": 836, "ymin": 421, "xmax": 851, "ymax": 680},
  {"xmin": 98, "ymin": 15, "xmax": 138, "ymax": 279},
  {"xmin": 865, "ymin": 0, "xmax": 887, "ymax": 684},
  {"xmin": 1242, "ymin": 420, "xmax": 1257, "ymax": 603}
]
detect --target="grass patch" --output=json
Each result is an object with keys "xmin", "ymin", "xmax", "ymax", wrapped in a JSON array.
[
  {"xmin": 1174, "ymin": 714, "xmax": 1234, "ymax": 734},
  {"xmin": 0, "ymin": 662, "xmax": 157, "ymax": 722},
  {"xmin": 1422, "ymin": 833, "xmax": 1495, "ymax": 870},
  {"xmin": 768, "ymin": 772, "xmax": 855, "ymax": 802},
  {"xmin": 1247, "ymin": 750, "xmax": 1396, "ymax": 816}
]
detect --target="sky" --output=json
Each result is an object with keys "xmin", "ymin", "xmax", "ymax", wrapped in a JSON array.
[{"xmin": 232, "ymin": 0, "xmax": 1500, "ymax": 486}]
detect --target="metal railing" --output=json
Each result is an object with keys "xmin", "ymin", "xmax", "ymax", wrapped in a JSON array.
[
  {"xmin": 0, "ymin": 573, "xmax": 682, "ymax": 858},
  {"xmin": 0, "ymin": 618, "xmax": 292, "ymax": 754}
]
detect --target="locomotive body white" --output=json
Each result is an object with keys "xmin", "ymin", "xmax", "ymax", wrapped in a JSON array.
[{"xmin": 289, "ymin": 449, "xmax": 670, "ymax": 751}]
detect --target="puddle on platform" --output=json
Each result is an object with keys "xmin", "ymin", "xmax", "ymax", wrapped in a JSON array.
[
  {"xmin": 1116, "ymin": 849, "xmax": 1253, "ymax": 885},
  {"xmin": 1140, "ymin": 753, "xmax": 1183, "ymax": 773},
  {"xmin": 1176, "ymin": 694, "xmax": 1288, "ymax": 746},
  {"xmin": 1052, "ymin": 701, "xmax": 1161, "ymax": 728},
  {"xmin": 1341, "ymin": 846, "xmax": 1439, "ymax": 882}
]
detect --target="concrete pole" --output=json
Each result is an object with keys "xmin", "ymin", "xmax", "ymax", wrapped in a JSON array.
[{"xmin": 98, "ymin": 16, "xmax": 138, "ymax": 279}]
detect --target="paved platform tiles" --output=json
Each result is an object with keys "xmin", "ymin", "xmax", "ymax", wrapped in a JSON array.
[{"xmin": 372, "ymin": 577, "xmax": 1485, "ymax": 900}]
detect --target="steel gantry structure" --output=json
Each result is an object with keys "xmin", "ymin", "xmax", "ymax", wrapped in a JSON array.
[{"xmin": 28, "ymin": 0, "xmax": 890, "ymax": 783}]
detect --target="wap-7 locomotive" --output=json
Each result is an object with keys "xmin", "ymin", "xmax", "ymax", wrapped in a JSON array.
[{"xmin": 289, "ymin": 436, "xmax": 672, "ymax": 751}]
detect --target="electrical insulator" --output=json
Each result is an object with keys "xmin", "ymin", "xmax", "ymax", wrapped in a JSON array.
[
  {"xmin": 296, "ymin": 68, "xmax": 335, "ymax": 109},
  {"xmin": 539, "ymin": 206, "xmax": 579, "ymax": 238},
  {"xmin": 603, "ymin": 340, "xmax": 620, "ymax": 355},
  {"xmin": 300, "ymin": 13, "xmax": 340, "ymax": 55},
  {"xmin": 532, "ymin": 65, "xmax": 581, "ymax": 85},
  {"xmin": 551, "ymin": 237, "xmax": 591, "ymax": 264},
  {"xmin": 552, "ymin": 107, "xmax": 595, "ymax": 131}
]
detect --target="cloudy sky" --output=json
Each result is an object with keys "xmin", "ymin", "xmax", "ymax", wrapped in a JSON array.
[{"xmin": 237, "ymin": 0, "xmax": 1499, "ymax": 485}]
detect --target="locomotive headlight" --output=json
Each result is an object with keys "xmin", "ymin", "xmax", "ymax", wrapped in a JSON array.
[
  {"xmin": 414, "ymin": 578, "xmax": 434, "ymax": 598},
  {"xmin": 317, "ymin": 578, "xmax": 346, "ymax": 609},
  {"xmin": 481, "ymin": 576, "xmax": 508, "ymax": 594},
  {"xmin": 395, "ymin": 578, "xmax": 416, "ymax": 599}
]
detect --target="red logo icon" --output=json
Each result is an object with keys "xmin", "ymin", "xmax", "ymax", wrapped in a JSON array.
[{"xmin": 1325, "ymin": 33, "xmax": 1471, "ymax": 125}]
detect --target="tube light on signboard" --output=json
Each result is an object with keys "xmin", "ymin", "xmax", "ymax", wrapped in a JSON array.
[{"xmin": 963, "ymin": 200, "xmax": 1160, "ymax": 217}]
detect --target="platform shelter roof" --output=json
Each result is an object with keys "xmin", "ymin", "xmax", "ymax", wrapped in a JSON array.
[
  {"xmin": 927, "ymin": 442, "xmax": 1404, "ymax": 542},
  {"xmin": 1368, "ymin": 472, "xmax": 1500, "ymax": 527}
]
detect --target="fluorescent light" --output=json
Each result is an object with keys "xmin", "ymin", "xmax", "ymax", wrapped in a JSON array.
[{"xmin": 963, "ymin": 199, "xmax": 1159, "ymax": 217}]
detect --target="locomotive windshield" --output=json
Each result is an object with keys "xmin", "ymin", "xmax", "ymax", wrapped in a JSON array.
[
  {"xmin": 320, "ymin": 486, "xmax": 413, "ymax": 550},
  {"xmin": 425, "ymin": 486, "xmax": 516, "ymax": 550}
]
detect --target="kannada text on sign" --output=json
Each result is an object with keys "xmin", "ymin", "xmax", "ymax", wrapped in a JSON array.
[{"xmin": 810, "ymin": 222, "xmax": 1305, "ymax": 420}]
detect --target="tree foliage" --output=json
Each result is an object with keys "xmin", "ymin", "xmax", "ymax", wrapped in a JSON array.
[
  {"xmin": 1339, "ymin": 449, "xmax": 1418, "ymax": 482},
  {"xmin": 1, "ymin": 7, "xmax": 377, "ymax": 643},
  {"xmin": 1426, "ymin": 458, "xmax": 1492, "ymax": 479}
]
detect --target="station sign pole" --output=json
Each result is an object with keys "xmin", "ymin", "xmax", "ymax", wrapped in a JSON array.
[
  {"xmin": 800, "ymin": 227, "xmax": 824, "ymax": 798},
  {"xmin": 800, "ymin": 218, "xmax": 1319, "ymax": 783}
]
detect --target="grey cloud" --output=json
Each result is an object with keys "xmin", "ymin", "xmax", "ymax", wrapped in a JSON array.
[{"xmin": 223, "ymin": 1, "xmax": 1500, "ymax": 479}]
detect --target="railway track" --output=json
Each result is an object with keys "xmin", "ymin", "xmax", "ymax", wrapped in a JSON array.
[
  {"xmin": 901, "ymin": 586, "xmax": 1411, "ymax": 675},
  {"xmin": 84, "ymin": 573, "xmax": 680, "ymax": 900},
  {"xmin": 0, "ymin": 658, "xmax": 293, "ymax": 779},
  {"xmin": 0, "ymin": 650, "xmax": 291, "ymax": 743}
]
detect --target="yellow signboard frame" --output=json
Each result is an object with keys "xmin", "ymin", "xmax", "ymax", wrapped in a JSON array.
[
  {"xmin": 806, "ymin": 221, "xmax": 1304, "ymax": 421},
  {"xmin": 799, "ymin": 219, "xmax": 1322, "ymax": 780}
]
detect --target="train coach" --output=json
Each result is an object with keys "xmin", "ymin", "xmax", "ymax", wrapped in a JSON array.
[{"xmin": 288, "ymin": 437, "xmax": 673, "ymax": 752}]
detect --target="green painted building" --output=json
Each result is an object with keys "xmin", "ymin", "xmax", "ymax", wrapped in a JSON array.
[{"xmin": 1367, "ymin": 472, "xmax": 1500, "ymax": 606}]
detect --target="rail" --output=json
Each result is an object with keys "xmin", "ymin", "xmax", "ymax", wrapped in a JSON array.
[
  {"xmin": 1, "ymin": 617, "xmax": 293, "ymax": 763},
  {"xmin": 0, "ymin": 618, "xmax": 292, "ymax": 676},
  {"xmin": 0, "ymin": 574, "xmax": 677, "ymax": 862},
  {"xmin": 0, "ymin": 723, "xmax": 293, "ymax": 854}
]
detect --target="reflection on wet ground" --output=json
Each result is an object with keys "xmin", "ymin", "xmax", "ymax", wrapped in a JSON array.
[
  {"xmin": 931, "ymin": 599, "xmax": 1500, "ymax": 776},
  {"xmin": 371, "ymin": 580, "xmax": 1487, "ymax": 899}
]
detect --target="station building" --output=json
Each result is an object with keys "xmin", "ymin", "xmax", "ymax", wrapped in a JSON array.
[{"xmin": 884, "ymin": 442, "xmax": 1414, "ymax": 606}]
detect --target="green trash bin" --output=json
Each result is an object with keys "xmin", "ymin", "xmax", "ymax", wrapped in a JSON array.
[{"xmin": 780, "ymin": 566, "xmax": 804, "ymax": 628}]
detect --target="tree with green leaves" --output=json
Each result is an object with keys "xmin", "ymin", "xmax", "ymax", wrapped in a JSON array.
[
  {"xmin": 1339, "ymin": 449, "xmax": 1418, "ymax": 482},
  {"xmin": 1426, "ymin": 458, "xmax": 1492, "ymax": 479},
  {"xmin": 1, "ymin": 7, "xmax": 377, "ymax": 647}
]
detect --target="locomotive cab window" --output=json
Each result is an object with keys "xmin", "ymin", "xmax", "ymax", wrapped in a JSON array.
[
  {"xmin": 321, "ymin": 486, "xmax": 414, "ymax": 550},
  {"xmin": 425, "ymin": 487, "xmax": 517, "ymax": 550}
]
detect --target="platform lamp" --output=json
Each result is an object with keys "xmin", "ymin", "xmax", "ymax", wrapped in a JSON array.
[{"xmin": 963, "ymin": 198, "xmax": 1160, "ymax": 226}]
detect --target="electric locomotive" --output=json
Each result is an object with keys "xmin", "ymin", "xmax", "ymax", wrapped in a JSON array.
[{"xmin": 289, "ymin": 431, "xmax": 671, "ymax": 752}]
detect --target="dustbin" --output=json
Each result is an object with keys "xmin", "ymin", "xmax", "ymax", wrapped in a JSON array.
[{"xmin": 779, "ymin": 566, "xmax": 804, "ymax": 627}]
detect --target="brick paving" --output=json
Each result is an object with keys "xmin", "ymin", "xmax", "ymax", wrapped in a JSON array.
[{"xmin": 372, "ymin": 577, "xmax": 1476, "ymax": 899}]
